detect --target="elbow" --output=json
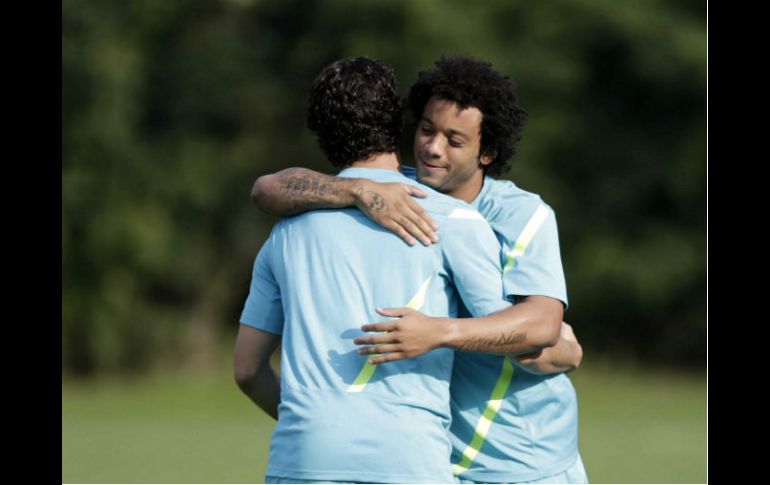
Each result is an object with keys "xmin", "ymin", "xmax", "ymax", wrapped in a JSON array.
[
  {"xmin": 250, "ymin": 176, "xmax": 269, "ymax": 208},
  {"xmin": 233, "ymin": 360, "xmax": 260, "ymax": 391},
  {"xmin": 251, "ymin": 174, "xmax": 284, "ymax": 213},
  {"xmin": 544, "ymin": 320, "xmax": 562, "ymax": 348},
  {"xmin": 518, "ymin": 296, "xmax": 563, "ymax": 349},
  {"xmin": 538, "ymin": 312, "xmax": 563, "ymax": 348},
  {"xmin": 536, "ymin": 332, "xmax": 560, "ymax": 350},
  {"xmin": 542, "ymin": 335, "xmax": 559, "ymax": 349}
]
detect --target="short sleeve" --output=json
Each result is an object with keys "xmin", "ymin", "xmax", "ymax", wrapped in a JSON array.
[
  {"xmin": 240, "ymin": 239, "xmax": 284, "ymax": 334},
  {"xmin": 500, "ymin": 204, "xmax": 568, "ymax": 308},
  {"xmin": 440, "ymin": 207, "xmax": 512, "ymax": 317}
]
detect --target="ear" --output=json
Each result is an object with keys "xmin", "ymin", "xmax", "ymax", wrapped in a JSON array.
[{"xmin": 479, "ymin": 150, "xmax": 497, "ymax": 167}]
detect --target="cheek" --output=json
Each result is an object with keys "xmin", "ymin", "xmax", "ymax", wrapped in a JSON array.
[
  {"xmin": 458, "ymin": 150, "xmax": 480, "ymax": 171},
  {"xmin": 448, "ymin": 153, "xmax": 469, "ymax": 172}
]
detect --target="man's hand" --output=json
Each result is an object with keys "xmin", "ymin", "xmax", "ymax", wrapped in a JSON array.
[
  {"xmin": 353, "ymin": 181, "xmax": 439, "ymax": 246},
  {"xmin": 354, "ymin": 307, "xmax": 447, "ymax": 364}
]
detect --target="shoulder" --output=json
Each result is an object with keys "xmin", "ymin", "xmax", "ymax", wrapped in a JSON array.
[
  {"xmin": 425, "ymin": 190, "xmax": 490, "ymax": 225},
  {"xmin": 476, "ymin": 177, "xmax": 556, "ymax": 228},
  {"xmin": 433, "ymin": 198, "xmax": 497, "ymax": 246}
]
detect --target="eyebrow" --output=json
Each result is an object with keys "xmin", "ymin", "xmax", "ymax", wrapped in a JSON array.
[{"xmin": 420, "ymin": 117, "xmax": 471, "ymax": 141}]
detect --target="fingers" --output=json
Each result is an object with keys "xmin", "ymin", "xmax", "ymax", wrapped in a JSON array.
[
  {"xmin": 360, "ymin": 183, "xmax": 438, "ymax": 246},
  {"xmin": 354, "ymin": 334, "xmax": 397, "ymax": 346},
  {"xmin": 397, "ymin": 205, "xmax": 438, "ymax": 246},
  {"xmin": 385, "ymin": 221, "xmax": 417, "ymax": 246},
  {"xmin": 375, "ymin": 204, "xmax": 438, "ymax": 247},
  {"xmin": 366, "ymin": 352, "xmax": 407, "ymax": 365},
  {"xmin": 390, "ymin": 185, "xmax": 438, "ymax": 245},
  {"xmin": 405, "ymin": 197, "xmax": 439, "ymax": 232},
  {"xmin": 360, "ymin": 321, "xmax": 397, "ymax": 333},
  {"xmin": 374, "ymin": 307, "xmax": 413, "ymax": 318},
  {"xmin": 405, "ymin": 186, "xmax": 427, "ymax": 198},
  {"xmin": 392, "ymin": 215, "xmax": 431, "ymax": 246},
  {"xmin": 357, "ymin": 344, "xmax": 401, "ymax": 355}
]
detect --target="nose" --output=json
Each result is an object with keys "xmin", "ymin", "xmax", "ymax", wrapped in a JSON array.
[{"xmin": 425, "ymin": 134, "xmax": 445, "ymax": 158}]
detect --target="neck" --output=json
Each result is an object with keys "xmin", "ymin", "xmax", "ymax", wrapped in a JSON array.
[
  {"xmin": 349, "ymin": 152, "xmax": 401, "ymax": 171},
  {"xmin": 447, "ymin": 170, "xmax": 485, "ymax": 204}
]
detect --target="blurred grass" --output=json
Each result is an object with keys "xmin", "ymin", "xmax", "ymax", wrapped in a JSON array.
[
  {"xmin": 63, "ymin": 358, "xmax": 706, "ymax": 483},
  {"xmin": 62, "ymin": 362, "xmax": 275, "ymax": 483},
  {"xmin": 570, "ymin": 359, "xmax": 706, "ymax": 483}
]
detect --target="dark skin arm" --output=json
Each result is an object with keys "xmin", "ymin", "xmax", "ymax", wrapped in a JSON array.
[
  {"xmin": 355, "ymin": 295, "xmax": 563, "ymax": 364},
  {"xmin": 233, "ymin": 324, "xmax": 281, "ymax": 420},
  {"xmin": 251, "ymin": 168, "xmax": 439, "ymax": 246},
  {"xmin": 511, "ymin": 322, "xmax": 583, "ymax": 374}
]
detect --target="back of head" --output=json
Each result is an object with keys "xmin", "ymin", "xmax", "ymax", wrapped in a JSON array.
[
  {"xmin": 407, "ymin": 55, "xmax": 528, "ymax": 177},
  {"xmin": 307, "ymin": 57, "xmax": 403, "ymax": 167}
]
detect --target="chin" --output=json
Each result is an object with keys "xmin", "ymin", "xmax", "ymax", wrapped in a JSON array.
[{"xmin": 417, "ymin": 174, "xmax": 441, "ymax": 190}]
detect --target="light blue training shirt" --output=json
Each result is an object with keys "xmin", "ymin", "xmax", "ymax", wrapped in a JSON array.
[
  {"xmin": 404, "ymin": 166, "xmax": 579, "ymax": 483},
  {"xmin": 240, "ymin": 167, "xmax": 511, "ymax": 483}
]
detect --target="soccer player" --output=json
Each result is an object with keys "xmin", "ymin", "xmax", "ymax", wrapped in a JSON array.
[
  {"xmin": 234, "ymin": 57, "xmax": 558, "ymax": 484},
  {"xmin": 250, "ymin": 55, "xmax": 588, "ymax": 483}
]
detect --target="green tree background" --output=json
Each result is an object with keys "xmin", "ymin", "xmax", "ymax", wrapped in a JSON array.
[
  {"xmin": 62, "ymin": 0, "xmax": 705, "ymax": 376},
  {"xmin": 62, "ymin": 1, "xmax": 706, "ymax": 482}
]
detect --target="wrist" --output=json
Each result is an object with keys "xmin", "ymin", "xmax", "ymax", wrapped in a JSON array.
[
  {"xmin": 439, "ymin": 317, "xmax": 461, "ymax": 348},
  {"xmin": 349, "ymin": 178, "xmax": 371, "ymax": 208}
]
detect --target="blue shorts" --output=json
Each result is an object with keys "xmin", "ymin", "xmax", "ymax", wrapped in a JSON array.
[{"xmin": 458, "ymin": 454, "xmax": 589, "ymax": 484}]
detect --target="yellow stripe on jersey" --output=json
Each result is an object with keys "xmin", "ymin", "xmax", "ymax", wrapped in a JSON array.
[
  {"xmin": 503, "ymin": 204, "xmax": 550, "ymax": 273},
  {"xmin": 452, "ymin": 358, "xmax": 515, "ymax": 476},
  {"xmin": 453, "ymin": 205, "xmax": 550, "ymax": 476},
  {"xmin": 347, "ymin": 275, "xmax": 433, "ymax": 393}
]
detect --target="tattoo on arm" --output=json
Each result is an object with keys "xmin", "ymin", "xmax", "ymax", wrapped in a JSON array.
[
  {"xmin": 280, "ymin": 169, "xmax": 342, "ymax": 201},
  {"xmin": 275, "ymin": 168, "xmax": 389, "ymax": 214},
  {"xmin": 457, "ymin": 332, "xmax": 527, "ymax": 353}
]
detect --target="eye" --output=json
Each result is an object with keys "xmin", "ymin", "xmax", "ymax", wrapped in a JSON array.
[
  {"xmin": 420, "ymin": 125, "xmax": 434, "ymax": 134},
  {"xmin": 449, "ymin": 139, "xmax": 463, "ymax": 148}
]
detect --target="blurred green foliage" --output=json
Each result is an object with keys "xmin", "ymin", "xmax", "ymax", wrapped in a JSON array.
[{"xmin": 62, "ymin": 0, "xmax": 706, "ymax": 375}]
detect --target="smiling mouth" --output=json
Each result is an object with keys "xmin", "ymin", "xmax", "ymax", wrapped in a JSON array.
[{"xmin": 419, "ymin": 158, "xmax": 446, "ymax": 170}]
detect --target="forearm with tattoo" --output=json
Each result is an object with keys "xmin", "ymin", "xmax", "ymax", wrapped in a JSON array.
[
  {"xmin": 455, "ymin": 331, "xmax": 528, "ymax": 353},
  {"xmin": 251, "ymin": 166, "xmax": 439, "ymax": 246},
  {"xmin": 442, "ymin": 299, "xmax": 562, "ymax": 355},
  {"xmin": 255, "ymin": 167, "xmax": 392, "ymax": 216},
  {"xmin": 277, "ymin": 168, "xmax": 352, "ymax": 211}
]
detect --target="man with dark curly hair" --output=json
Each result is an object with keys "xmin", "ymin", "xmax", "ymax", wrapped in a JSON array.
[
  {"xmin": 234, "ymin": 57, "xmax": 559, "ymax": 484},
  {"xmin": 248, "ymin": 55, "xmax": 587, "ymax": 484},
  {"xmin": 398, "ymin": 56, "xmax": 586, "ymax": 484}
]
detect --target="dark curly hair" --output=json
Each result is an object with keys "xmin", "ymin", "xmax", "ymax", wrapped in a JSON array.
[
  {"xmin": 407, "ymin": 55, "xmax": 528, "ymax": 177},
  {"xmin": 307, "ymin": 57, "xmax": 402, "ymax": 167}
]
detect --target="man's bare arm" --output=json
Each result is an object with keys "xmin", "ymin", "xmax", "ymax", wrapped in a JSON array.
[
  {"xmin": 233, "ymin": 324, "xmax": 281, "ymax": 420},
  {"xmin": 251, "ymin": 168, "xmax": 438, "ymax": 246},
  {"xmin": 355, "ymin": 295, "xmax": 563, "ymax": 364},
  {"xmin": 511, "ymin": 322, "xmax": 583, "ymax": 375},
  {"xmin": 251, "ymin": 168, "xmax": 360, "ymax": 215}
]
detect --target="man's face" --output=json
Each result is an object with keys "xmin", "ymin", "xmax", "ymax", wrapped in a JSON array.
[{"xmin": 413, "ymin": 96, "xmax": 494, "ymax": 202}]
